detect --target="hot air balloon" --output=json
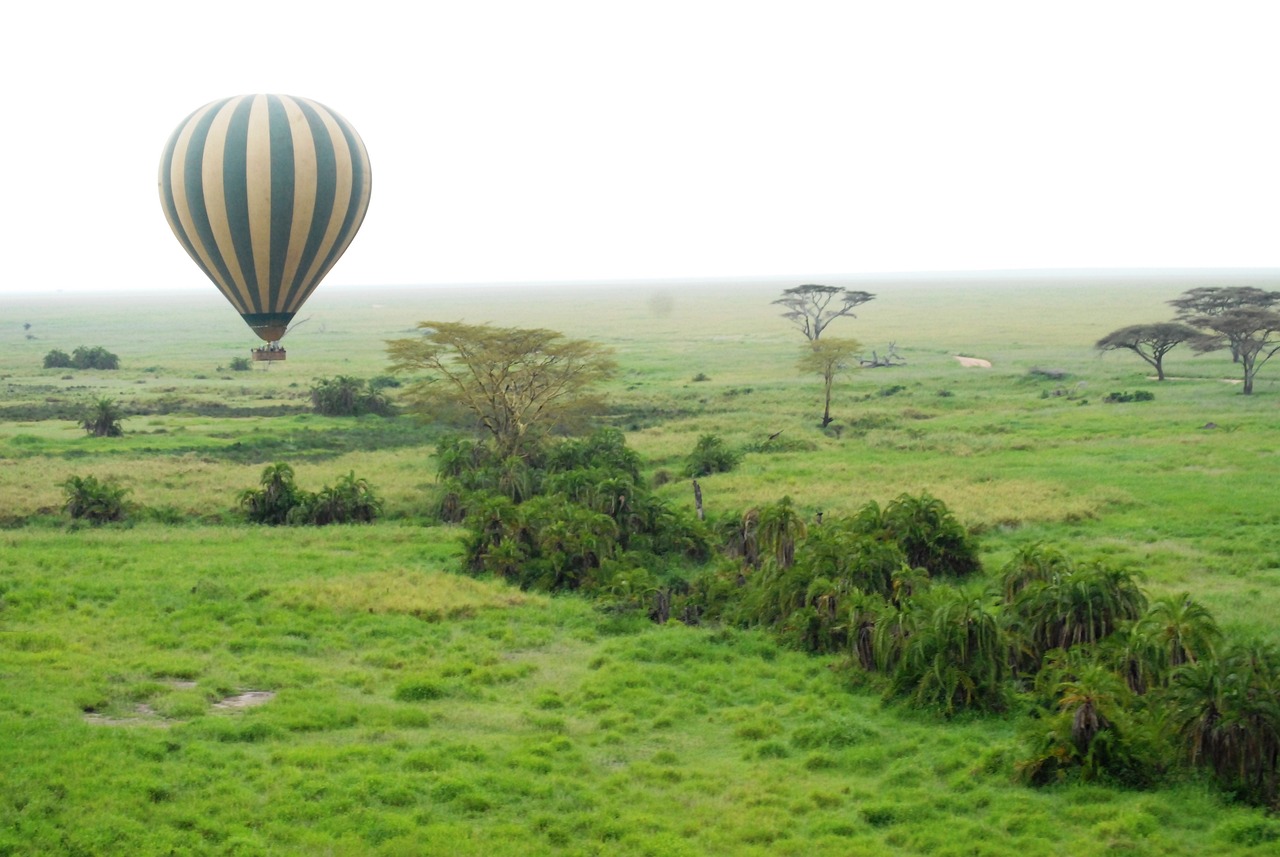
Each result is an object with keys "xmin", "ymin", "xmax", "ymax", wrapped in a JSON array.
[{"xmin": 158, "ymin": 94, "xmax": 372, "ymax": 360}]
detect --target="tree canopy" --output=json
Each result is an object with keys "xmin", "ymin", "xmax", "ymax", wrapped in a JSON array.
[
  {"xmin": 386, "ymin": 321, "xmax": 617, "ymax": 457},
  {"xmin": 1095, "ymin": 323, "xmax": 1200, "ymax": 381},
  {"xmin": 1169, "ymin": 287, "xmax": 1280, "ymax": 363},
  {"xmin": 774, "ymin": 284, "xmax": 875, "ymax": 340},
  {"xmin": 1189, "ymin": 307, "xmax": 1280, "ymax": 394}
]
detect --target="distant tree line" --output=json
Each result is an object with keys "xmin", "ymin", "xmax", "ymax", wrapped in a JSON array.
[{"xmin": 1098, "ymin": 286, "xmax": 1280, "ymax": 394}]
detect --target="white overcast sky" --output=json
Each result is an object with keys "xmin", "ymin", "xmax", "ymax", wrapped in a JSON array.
[{"xmin": 2, "ymin": 1, "xmax": 1278, "ymax": 296}]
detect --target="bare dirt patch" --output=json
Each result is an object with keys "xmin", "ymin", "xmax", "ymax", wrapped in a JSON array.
[
  {"xmin": 953, "ymin": 356, "xmax": 992, "ymax": 368},
  {"xmin": 84, "ymin": 704, "xmax": 172, "ymax": 728},
  {"xmin": 213, "ymin": 691, "xmax": 275, "ymax": 710}
]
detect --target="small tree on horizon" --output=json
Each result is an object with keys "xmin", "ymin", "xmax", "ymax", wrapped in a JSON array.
[
  {"xmin": 1095, "ymin": 322, "xmax": 1200, "ymax": 381},
  {"xmin": 774, "ymin": 284, "xmax": 875, "ymax": 341}
]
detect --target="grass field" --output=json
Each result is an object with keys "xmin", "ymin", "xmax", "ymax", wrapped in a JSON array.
[{"xmin": 4, "ymin": 273, "xmax": 1280, "ymax": 854}]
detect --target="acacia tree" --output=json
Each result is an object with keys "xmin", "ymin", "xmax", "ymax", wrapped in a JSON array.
[
  {"xmin": 774, "ymin": 284, "xmax": 875, "ymax": 340},
  {"xmin": 1095, "ymin": 322, "xmax": 1200, "ymax": 381},
  {"xmin": 1169, "ymin": 286, "xmax": 1280, "ymax": 362},
  {"xmin": 386, "ymin": 321, "xmax": 617, "ymax": 458},
  {"xmin": 1189, "ymin": 307, "xmax": 1280, "ymax": 394},
  {"xmin": 798, "ymin": 337, "xmax": 860, "ymax": 427}
]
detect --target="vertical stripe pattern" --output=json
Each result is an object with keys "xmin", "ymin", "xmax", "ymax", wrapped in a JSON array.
[{"xmin": 158, "ymin": 94, "xmax": 372, "ymax": 342}]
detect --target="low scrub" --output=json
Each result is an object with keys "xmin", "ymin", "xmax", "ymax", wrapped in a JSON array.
[
  {"xmin": 239, "ymin": 463, "xmax": 383, "ymax": 525},
  {"xmin": 1103, "ymin": 390, "xmax": 1156, "ymax": 403},
  {"xmin": 309, "ymin": 375, "xmax": 395, "ymax": 417},
  {"xmin": 62, "ymin": 474, "xmax": 131, "ymax": 524},
  {"xmin": 683, "ymin": 434, "xmax": 740, "ymax": 477}
]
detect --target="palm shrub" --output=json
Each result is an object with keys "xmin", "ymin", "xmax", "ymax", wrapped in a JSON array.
[
  {"xmin": 547, "ymin": 427, "xmax": 642, "ymax": 482},
  {"xmin": 295, "ymin": 472, "xmax": 383, "ymax": 525},
  {"xmin": 1139, "ymin": 594, "xmax": 1221, "ymax": 671},
  {"xmin": 1000, "ymin": 542, "xmax": 1074, "ymax": 603},
  {"xmin": 734, "ymin": 517, "xmax": 909, "ymax": 654},
  {"xmin": 62, "ymin": 474, "xmax": 130, "ymax": 524},
  {"xmin": 1169, "ymin": 643, "xmax": 1280, "ymax": 807},
  {"xmin": 239, "ymin": 463, "xmax": 303, "ymax": 525},
  {"xmin": 1016, "ymin": 654, "xmax": 1164, "ymax": 787},
  {"xmin": 798, "ymin": 517, "xmax": 907, "ymax": 600},
  {"xmin": 81, "ymin": 397, "xmax": 125, "ymax": 437},
  {"xmin": 877, "ymin": 492, "xmax": 980, "ymax": 577},
  {"xmin": 683, "ymin": 434, "xmax": 740, "ymax": 477},
  {"xmin": 43, "ymin": 349, "xmax": 73, "ymax": 369},
  {"xmin": 1007, "ymin": 560, "xmax": 1147, "ymax": 673},
  {"xmin": 521, "ymin": 495, "xmax": 620, "ymax": 591},
  {"xmin": 755, "ymin": 496, "xmax": 807, "ymax": 569},
  {"xmin": 309, "ymin": 375, "xmax": 394, "ymax": 416},
  {"xmin": 884, "ymin": 586, "xmax": 1008, "ymax": 715},
  {"xmin": 453, "ymin": 429, "xmax": 707, "ymax": 592},
  {"xmin": 71, "ymin": 346, "xmax": 120, "ymax": 370}
]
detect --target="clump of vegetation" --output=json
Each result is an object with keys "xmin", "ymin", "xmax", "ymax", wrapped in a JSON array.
[
  {"xmin": 81, "ymin": 397, "xmax": 125, "ymax": 437},
  {"xmin": 1103, "ymin": 390, "xmax": 1155, "ymax": 403},
  {"xmin": 309, "ymin": 376, "xmax": 395, "ymax": 417},
  {"xmin": 42, "ymin": 349, "xmax": 72, "ymax": 369},
  {"xmin": 43, "ymin": 345, "xmax": 120, "ymax": 370},
  {"xmin": 683, "ymin": 434, "xmax": 740, "ymax": 477},
  {"xmin": 441, "ymin": 428, "xmax": 707, "ymax": 598},
  {"xmin": 228, "ymin": 356, "xmax": 252, "ymax": 371},
  {"xmin": 239, "ymin": 463, "xmax": 383, "ymax": 525},
  {"xmin": 62, "ymin": 474, "xmax": 131, "ymax": 524},
  {"xmin": 691, "ymin": 372, "xmax": 710, "ymax": 382}
]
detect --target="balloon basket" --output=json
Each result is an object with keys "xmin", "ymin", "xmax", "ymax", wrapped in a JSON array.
[{"xmin": 252, "ymin": 347, "xmax": 287, "ymax": 362}]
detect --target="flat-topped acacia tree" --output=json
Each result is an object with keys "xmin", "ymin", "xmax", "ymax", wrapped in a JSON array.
[
  {"xmin": 387, "ymin": 321, "xmax": 617, "ymax": 458},
  {"xmin": 774, "ymin": 284, "xmax": 875, "ymax": 341},
  {"xmin": 1189, "ymin": 307, "xmax": 1280, "ymax": 394},
  {"xmin": 1169, "ymin": 286, "xmax": 1280, "ymax": 363},
  {"xmin": 1095, "ymin": 322, "xmax": 1200, "ymax": 381}
]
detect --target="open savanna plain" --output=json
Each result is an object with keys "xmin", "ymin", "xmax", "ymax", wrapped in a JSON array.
[{"xmin": 3, "ymin": 275, "xmax": 1280, "ymax": 855}]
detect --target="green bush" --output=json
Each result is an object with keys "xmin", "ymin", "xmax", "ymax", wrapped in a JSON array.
[
  {"xmin": 683, "ymin": 434, "xmax": 740, "ymax": 477},
  {"xmin": 1103, "ymin": 390, "xmax": 1155, "ymax": 403},
  {"xmin": 45, "ymin": 346, "xmax": 120, "ymax": 370},
  {"xmin": 239, "ymin": 463, "xmax": 383, "ymax": 526},
  {"xmin": 81, "ymin": 398, "xmax": 125, "ymax": 437},
  {"xmin": 309, "ymin": 375, "xmax": 394, "ymax": 417},
  {"xmin": 453, "ymin": 429, "xmax": 707, "ymax": 593},
  {"xmin": 73, "ymin": 346, "xmax": 120, "ymax": 369},
  {"xmin": 228, "ymin": 356, "xmax": 252, "ymax": 371},
  {"xmin": 42, "ymin": 349, "xmax": 73, "ymax": 369},
  {"xmin": 62, "ymin": 474, "xmax": 131, "ymax": 524},
  {"xmin": 868, "ymin": 492, "xmax": 981, "ymax": 578},
  {"xmin": 293, "ymin": 472, "xmax": 383, "ymax": 525}
]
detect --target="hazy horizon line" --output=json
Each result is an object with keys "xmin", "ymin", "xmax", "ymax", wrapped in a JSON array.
[{"xmin": 5, "ymin": 266, "xmax": 1278, "ymax": 299}]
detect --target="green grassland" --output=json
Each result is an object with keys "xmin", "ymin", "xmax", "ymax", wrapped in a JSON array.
[{"xmin": 3, "ymin": 276, "xmax": 1280, "ymax": 854}]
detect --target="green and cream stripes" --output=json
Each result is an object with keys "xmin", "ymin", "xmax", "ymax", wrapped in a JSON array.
[{"xmin": 159, "ymin": 94, "xmax": 372, "ymax": 342}]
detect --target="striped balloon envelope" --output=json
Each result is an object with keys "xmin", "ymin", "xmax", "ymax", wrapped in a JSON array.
[{"xmin": 158, "ymin": 94, "xmax": 372, "ymax": 347}]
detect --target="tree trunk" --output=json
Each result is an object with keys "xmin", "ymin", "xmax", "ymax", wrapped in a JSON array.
[
  {"xmin": 821, "ymin": 377, "xmax": 833, "ymax": 427},
  {"xmin": 692, "ymin": 480, "xmax": 704, "ymax": 520}
]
